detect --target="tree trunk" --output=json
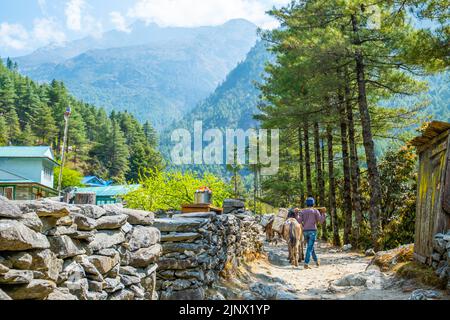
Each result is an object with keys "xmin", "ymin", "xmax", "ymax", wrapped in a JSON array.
[
  {"xmin": 314, "ymin": 122, "xmax": 327, "ymax": 240},
  {"xmin": 298, "ymin": 127, "xmax": 305, "ymax": 205},
  {"xmin": 304, "ymin": 122, "xmax": 313, "ymax": 197},
  {"xmin": 352, "ymin": 14, "xmax": 382, "ymax": 249},
  {"xmin": 338, "ymin": 92, "xmax": 353, "ymax": 245},
  {"xmin": 345, "ymin": 79, "xmax": 363, "ymax": 247},
  {"xmin": 327, "ymin": 124, "xmax": 340, "ymax": 246}
]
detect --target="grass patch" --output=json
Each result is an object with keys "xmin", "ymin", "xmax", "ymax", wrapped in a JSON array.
[
  {"xmin": 372, "ymin": 244, "xmax": 414, "ymax": 271},
  {"xmin": 396, "ymin": 262, "xmax": 447, "ymax": 289}
]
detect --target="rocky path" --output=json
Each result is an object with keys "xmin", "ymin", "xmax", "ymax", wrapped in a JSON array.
[{"xmin": 210, "ymin": 240, "xmax": 447, "ymax": 300}]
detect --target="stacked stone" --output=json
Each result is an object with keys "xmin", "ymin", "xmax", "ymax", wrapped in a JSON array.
[
  {"xmin": 0, "ymin": 197, "xmax": 161, "ymax": 300},
  {"xmin": 154, "ymin": 210, "xmax": 264, "ymax": 300},
  {"xmin": 431, "ymin": 230, "xmax": 450, "ymax": 291}
]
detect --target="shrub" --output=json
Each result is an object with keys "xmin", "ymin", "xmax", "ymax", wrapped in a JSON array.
[{"xmin": 123, "ymin": 169, "xmax": 232, "ymax": 211}]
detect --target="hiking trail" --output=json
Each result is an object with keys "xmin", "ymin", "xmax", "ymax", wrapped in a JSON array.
[{"xmin": 209, "ymin": 240, "xmax": 448, "ymax": 300}]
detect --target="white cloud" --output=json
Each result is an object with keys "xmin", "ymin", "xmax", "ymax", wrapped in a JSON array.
[
  {"xmin": 110, "ymin": 11, "xmax": 131, "ymax": 33},
  {"xmin": 127, "ymin": 0, "xmax": 290, "ymax": 29},
  {"xmin": 65, "ymin": 0, "xmax": 84, "ymax": 31},
  {"xmin": 33, "ymin": 18, "xmax": 67, "ymax": 45},
  {"xmin": 0, "ymin": 23, "xmax": 29, "ymax": 50}
]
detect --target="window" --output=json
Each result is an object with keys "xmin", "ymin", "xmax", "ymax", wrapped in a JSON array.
[
  {"xmin": 4, "ymin": 187, "xmax": 14, "ymax": 200},
  {"xmin": 43, "ymin": 166, "xmax": 52, "ymax": 180}
]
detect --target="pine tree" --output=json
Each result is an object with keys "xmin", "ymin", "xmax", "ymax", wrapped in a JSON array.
[
  {"xmin": 0, "ymin": 74, "xmax": 16, "ymax": 113},
  {"xmin": 106, "ymin": 119, "xmax": 130, "ymax": 182},
  {"xmin": 5, "ymin": 108, "xmax": 21, "ymax": 145},
  {"xmin": 17, "ymin": 124, "xmax": 37, "ymax": 145},
  {"xmin": 34, "ymin": 103, "xmax": 58, "ymax": 145},
  {"xmin": 0, "ymin": 116, "xmax": 8, "ymax": 146}
]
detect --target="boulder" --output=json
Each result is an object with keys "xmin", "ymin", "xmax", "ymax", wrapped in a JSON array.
[
  {"xmin": 72, "ymin": 214, "xmax": 97, "ymax": 231},
  {"xmin": 88, "ymin": 280, "xmax": 104, "ymax": 292},
  {"xmin": 120, "ymin": 274, "xmax": 141, "ymax": 286},
  {"xmin": 18, "ymin": 212, "xmax": 43, "ymax": 232},
  {"xmin": 126, "ymin": 226, "xmax": 160, "ymax": 251},
  {"xmin": 105, "ymin": 205, "xmax": 155, "ymax": 226},
  {"xmin": 433, "ymin": 238, "xmax": 447, "ymax": 254},
  {"xmin": 0, "ymin": 220, "xmax": 50, "ymax": 251},
  {"xmin": 0, "ymin": 269, "xmax": 33, "ymax": 284},
  {"xmin": 249, "ymin": 282, "xmax": 278, "ymax": 299},
  {"xmin": 77, "ymin": 205, "xmax": 107, "ymax": 219},
  {"xmin": 130, "ymin": 284, "xmax": 145, "ymax": 299},
  {"xmin": 128, "ymin": 244, "xmax": 162, "ymax": 268},
  {"xmin": 160, "ymin": 287, "xmax": 204, "ymax": 300},
  {"xmin": 86, "ymin": 291, "xmax": 108, "ymax": 300},
  {"xmin": 0, "ymin": 198, "xmax": 22, "ymax": 219},
  {"xmin": 56, "ymin": 216, "xmax": 74, "ymax": 227},
  {"xmin": 46, "ymin": 288, "xmax": 78, "ymax": 300},
  {"xmin": 409, "ymin": 289, "xmax": 441, "ymax": 300},
  {"xmin": 89, "ymin": 230, "xmax": 125, "ymax": 251},
  {"xmin": 47, "ymin": 225, "xmax": 78, "ymax": 237},
  {"xmin": 108, "ymin": 289, "xmax": 134, "ymax": 300},
  {"xmin": 71, "ymin": 230, "xmax": 96, "ymax": 242},
  {"xmin": 49, "ymin": 235, "xmax": 86, "ymax": 259},
  {"xmin": 104, "ymin": 277, "xmax": 124, "ymax": 293},
  {"xmin": 4, "ymin": 252, "xmax": 33, "ymax": 269},
  {"xmin": 17, "ymin": 200, "xmax": 70, "ymax": 218},
  {"xmin": 29, "ymin": 249, "xmax": 63, "ymax": 282},
  {"xmin": 154, "ymin": 218, "xmax": 208, "ymax": 232},
  {"xmin": 160, "ymin": 232, "xmax": 200, "ymax": 243},
  {"xmin": 175, "ymin": 269, "xmax": 205, "ymax": 281},
  {"xmin": 4, "ymin": 279, "xmax": 56, "ymax": 300},
  {"xmin": 88, "ymin": 254, "xmax": 120, "ymax": 275},
  {"xmin": 95, "ymin": 214, "xmax": 128, "ymax": 230}
]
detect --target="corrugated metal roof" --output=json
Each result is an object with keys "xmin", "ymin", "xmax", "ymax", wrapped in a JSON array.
[
  {"xmin": 0, "ymin": 146, "xmax": 57, "ymax": 164},
  {"xmin": 410, "ymin": 121, "xmax": 450, "ymax": 147},
  {"xmin": 74, "ymin": 185, "xmax": 140, "ymax": 197}
]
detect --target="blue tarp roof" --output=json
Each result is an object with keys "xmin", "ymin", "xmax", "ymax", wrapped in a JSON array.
[{"xmin": 74, "ymin": 185, "xmax": 140, "ymax": 197}]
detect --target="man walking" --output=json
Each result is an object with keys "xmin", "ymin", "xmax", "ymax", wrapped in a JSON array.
[{"xmin": 297, "ymin": 197, "xmax": 326, "ymax": 269}]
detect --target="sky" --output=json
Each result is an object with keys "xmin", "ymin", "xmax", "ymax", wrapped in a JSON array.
[{"xmin": 0, "ymin": 0, "xmax": 290, "ymax": 58}]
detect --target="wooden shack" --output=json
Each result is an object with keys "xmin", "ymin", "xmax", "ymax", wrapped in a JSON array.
[{"xmin": 410, "ymin": 121, "xmax": 450, "ymax": 264}]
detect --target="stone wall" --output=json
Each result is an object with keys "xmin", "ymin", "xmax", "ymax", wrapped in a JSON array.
[
  {"xmin": 154, "ymin": 210, "xmax": 264, "ymax": 300},
  {"xmin": 0, "ymin": 197, "xmax": 161, "ymax": 300},
  {"xmin": 432, "ymin": 230, "xmax": 450, "ymax": 291}
]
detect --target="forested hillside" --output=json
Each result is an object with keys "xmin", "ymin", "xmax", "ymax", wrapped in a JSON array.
[
  {"xmin": 0, "ymin": 58, "xmax": 162, "ymax": 183},
  {"xmin": 13, "ymin": 19, "xmax": 258, "ymax": 130}
]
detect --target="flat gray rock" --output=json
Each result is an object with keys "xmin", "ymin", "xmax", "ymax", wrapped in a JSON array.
[
  {"xmin": 96, "ymin": 214, "xmax": 128, "ymax": 230},
  {"xmin": 0, "ymin": 220, "xmax": 50, "ymax": 251},
  {"xmin": 89, "ymin": 230, "xmax": 125, "ymax": 251},
  {"xmin": 3, "ymin": 279, "xmax": 56, "ymax": 300},
  {"xmin": 49, "ymin": 235, "xmax": 86, "ymax": 259},
  {"xmin": 0, "ymin": 198, "xmax": 22, "ymax": 219},
  {"xmin": 154, "ymin": 218, "xmax": 208, "ymax": 232},
  {"xmin": 126, "ymin": 226, "xmax": 160, "ymax": 251},
  {"xmin": 128, "ymin": 244, "xmax": 162, "ymax": 268},
  {"xmin": 160, "ymin": 232, "xmax": 201, "ymax": 243}
]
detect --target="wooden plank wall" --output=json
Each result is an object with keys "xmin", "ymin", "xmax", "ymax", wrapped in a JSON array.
[{"xmin": 414, "ymin": 131, "xmax": 450, "ymax": 264}]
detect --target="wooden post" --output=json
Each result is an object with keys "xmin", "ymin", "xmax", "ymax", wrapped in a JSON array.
[{"xmin": 75, "ymin": 192, "xmax": 96, "ymax": 205}]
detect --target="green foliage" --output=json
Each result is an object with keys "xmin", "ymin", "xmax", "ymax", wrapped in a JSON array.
[
  {"xmin": 53, "ymin": 167, "xmax": 84, "ymax": 190},
  {"xmin": 0, "ymin": 60, "xmax": 163, "ymax": 183},
  {"xmin": 123, "ymin": 170, "xmax": 232, "ymax": 211},
  {"xmin": 359, "ymin": 146, "xmax": 418, "ymax": 249}
]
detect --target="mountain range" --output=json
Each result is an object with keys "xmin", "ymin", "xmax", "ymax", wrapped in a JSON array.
[{"xmin": 13, "ymin": 19, "xmax": 258, "ymax": 130}]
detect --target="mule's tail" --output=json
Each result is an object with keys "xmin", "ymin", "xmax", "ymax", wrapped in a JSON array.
[{"xmin": 289, "ymin": 223, "xmax": 296, "ymax": 247}]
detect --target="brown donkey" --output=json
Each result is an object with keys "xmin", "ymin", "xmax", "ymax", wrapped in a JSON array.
[{"xmin": 282, "ymin": 218, "xmax": 304, "ymax": 267}]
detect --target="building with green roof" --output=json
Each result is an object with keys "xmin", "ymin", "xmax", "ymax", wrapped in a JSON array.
[
  {"xmin": 0, "ymin": 146, "xmax": 59, "ymax": 200},
  {"xmin": 73, "ymin": 185, "xmax": 140, "ymax": 205}
]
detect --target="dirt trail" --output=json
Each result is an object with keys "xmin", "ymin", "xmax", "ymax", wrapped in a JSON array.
[{"xmin": 211, "ymin": 240, "xmax": 447, "ymax": 300}]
